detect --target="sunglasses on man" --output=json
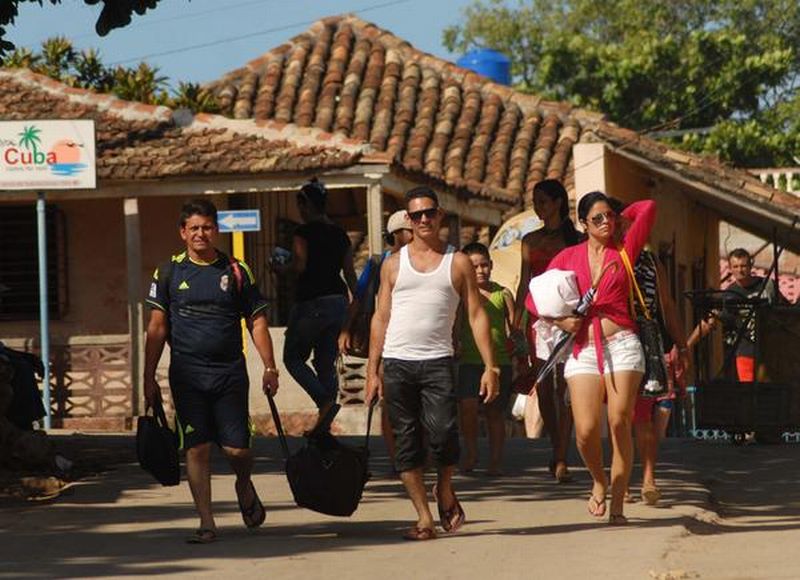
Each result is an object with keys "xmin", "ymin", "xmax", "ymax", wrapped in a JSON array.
[{"xmin": 408, "ymin": 207, "xmax": 439, "ymax": 223}]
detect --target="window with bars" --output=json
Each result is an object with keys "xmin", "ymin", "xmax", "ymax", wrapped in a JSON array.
[{"xmin": 0, "ymin": 204, "xmax": 68, "ymax": 320}]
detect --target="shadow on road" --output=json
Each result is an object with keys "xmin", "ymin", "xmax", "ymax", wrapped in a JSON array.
[{"xmin": 0, "ymin": 435, "xmax": 798, "ymax": 578}]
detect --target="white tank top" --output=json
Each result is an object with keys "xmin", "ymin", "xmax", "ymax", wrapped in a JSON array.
[{"xmin": 383, "ymin": 245, "xmax": 460, "ymax": 360}]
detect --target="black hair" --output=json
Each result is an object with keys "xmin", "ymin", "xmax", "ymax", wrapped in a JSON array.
[
  {"xmin": 179, "ymin": 198, "xmax": 218, "ymax": 227},
  {"xmin": 383, "ymin": 231, "xmax": 396, "ymax": 246},
  {"xmin": 298, "ymin": 178, "xmax": 328, "ymax": 212},
  {"xmin": 577, "ymin": 191, "xmax": 612, "ymax": 222},
  {"xmin": 461, "ymin": 241, "xmax": 491, "ymax": 261},
  {"xmin": 729, "ymin": 248, "xmax": 752, "ymax": 263},
  {"xmin": 404, "ymin": 186, "xmax": 439, "ymax": 208},
  {"xmin": 533, "ymin": 179, "xmax": 583, "ymax": 246},
  {"xmin": 606, "ymin": 196, "xmax": 627, "ymax": 215}
]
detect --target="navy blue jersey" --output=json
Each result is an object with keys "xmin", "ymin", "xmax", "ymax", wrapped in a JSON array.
[{"xmin": 146, "ymin": 251, "xmax": 268, "ymax": 385}]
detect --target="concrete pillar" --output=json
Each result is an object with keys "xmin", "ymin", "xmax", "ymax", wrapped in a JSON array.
[
  {"xmin": 124, "ymin": 197, "xmax": 145, "ymax": 417},
  {"xmin": 366, "ymin": 180, "xmax": 384, "ymax": 256}
]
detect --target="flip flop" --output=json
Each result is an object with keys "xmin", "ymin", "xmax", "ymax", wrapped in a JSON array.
[
  {"xmin": 237, "ymin": 480, "xmax": 266, "ymax": 528},
  {"xmin": 403, "ymin": 526, "xmax": 437, "ymax": 541},
  {"xmin": 608, "ymin": 513, "xmax": 629, "ymax": 526},
  {"xmin": 433, "ymin": 484, "xmax": 466, "ymax": 533},
  {"xmin": 587, "ymin": 494, "xmax": 607, "ymax": 518},
  {"xmin": 186, "ymin": 528, "xmax": 217, "ymax": 544}
]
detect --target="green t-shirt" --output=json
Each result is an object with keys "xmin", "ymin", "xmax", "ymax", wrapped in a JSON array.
[{"xmin": 459, "ymin": 282, "xmax": 510, "ymax": 365}]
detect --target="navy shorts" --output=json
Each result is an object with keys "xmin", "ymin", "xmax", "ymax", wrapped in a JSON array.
[
  {"xmin": 169, "ymin": 362, "xmax": 251, "ymax": 450},
  {"xmin": 456, "ymin": 363, "xmax": 512, "ymax": 409}
]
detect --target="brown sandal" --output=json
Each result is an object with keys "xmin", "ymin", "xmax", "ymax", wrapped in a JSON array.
[
  {"xmin": 433, "ymin": 484, "xmax": 466, "ymax": 533},
  {"xmin": 403, "ymin": 526, "xmax": 437, "ymax": 541},
  {"xmin": 608, "ymin": 513, "xmax": 629, "ymax": 526},
  {"xmin": 237, "ymin": 480, "xmax": 266, "ymax": 528}
]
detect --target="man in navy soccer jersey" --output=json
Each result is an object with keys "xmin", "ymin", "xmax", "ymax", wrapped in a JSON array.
[{"xmin": 144, "ymin": 198, "xmax": 279, "ymax": 544}]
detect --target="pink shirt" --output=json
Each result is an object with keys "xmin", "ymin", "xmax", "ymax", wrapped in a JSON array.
[{"xmin": 543, "ymin": 200, "xmax": 657, "ymax": 367}]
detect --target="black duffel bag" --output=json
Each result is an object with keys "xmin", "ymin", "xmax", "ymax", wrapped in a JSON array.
[
  {"xmin": 267, "ymin": 393, "xmax": 373, "ymax": 517},
  {"xmin": 136, "ymin": 397, "xmax": 180, "ymax": 486}
]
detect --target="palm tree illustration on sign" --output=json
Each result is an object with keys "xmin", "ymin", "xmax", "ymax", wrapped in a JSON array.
[{"xmin": 18, "ymin": 125, "xmax": 42, "ymax": 153}]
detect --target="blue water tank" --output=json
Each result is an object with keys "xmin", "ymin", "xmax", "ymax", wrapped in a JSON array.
[{"xmin": 457, "ymin": 49, "xmax": 511, "ymax": 85}]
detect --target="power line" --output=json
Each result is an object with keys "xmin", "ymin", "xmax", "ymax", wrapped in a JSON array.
[
  {"xmin": 107, "ymin": 0, "xmax": 412, "ymax": 66},
  {"xmin": 72, "ymin": 0, "xmax": 283, "ymax": 41}
]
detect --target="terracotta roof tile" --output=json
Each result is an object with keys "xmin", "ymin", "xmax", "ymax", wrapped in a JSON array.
[
  {"xmin": 206, "ymin": 15, "xmax": 587, "ymax": 204},
  {"xmin": 0, "ymin": 68, "xmax": 364, "ymax": 182}
]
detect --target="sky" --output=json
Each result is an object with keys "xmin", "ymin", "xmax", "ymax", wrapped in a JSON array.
[{"xmin": 7, "ymin": 0, "xmax": 476, "ymax": 88}]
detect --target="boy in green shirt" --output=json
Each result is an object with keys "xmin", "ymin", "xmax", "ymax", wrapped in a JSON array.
[{"xmin": 457, "ymin": 243, "xmax": 514, "ymax": 475}]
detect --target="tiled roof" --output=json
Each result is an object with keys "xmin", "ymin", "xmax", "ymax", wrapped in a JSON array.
[
  {"xmin": 591, "ymin": 122, "xmax": 800, "ymax": 216},
  {"xmin": 205, "ymin": 15, "xmax": 602, "ymax": 205},
  {"xmin": 0, "ymin": 68, "xmax": 364, "ymax": 181}
]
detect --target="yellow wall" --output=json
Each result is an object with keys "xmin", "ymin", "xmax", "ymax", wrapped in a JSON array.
[{"xmin": 603, "ymin": 151, "xmax": 721, "ymax": 329}]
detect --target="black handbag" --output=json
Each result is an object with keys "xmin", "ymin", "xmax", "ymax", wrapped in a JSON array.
[
  {"xmin": 136, "ymin": 398, "xmax": 180, "ymax": 486},
  {"xmin": 620, "ymin": 249, "xmax": 668, "ymax": 397},
  {"xmin": 267, "ymin": 393, "xmax": 374, "ymax": 517}
]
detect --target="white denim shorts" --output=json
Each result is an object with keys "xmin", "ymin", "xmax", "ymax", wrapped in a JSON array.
[{"xmin": 563, "ymin": 330, "xmax": 645, "ymax": 379}]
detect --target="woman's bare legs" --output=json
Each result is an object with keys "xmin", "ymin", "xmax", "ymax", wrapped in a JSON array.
[
  {"xmin": 567, "ymin": 373, "xmax": 607, "ymax": 514},
  {"xmin": 605, "ymin": 370, "xmax": 643, "ymax": 518}
]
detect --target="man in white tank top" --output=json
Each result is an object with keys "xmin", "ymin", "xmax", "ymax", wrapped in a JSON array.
[{"xmin": 365, "ymin": 187, "xmax": 499, "ymax": 541}]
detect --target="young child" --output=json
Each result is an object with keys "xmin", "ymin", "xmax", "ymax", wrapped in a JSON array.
[{"xmin": 457, "ymin": 242, "xmax": 514, "ymax": 475}]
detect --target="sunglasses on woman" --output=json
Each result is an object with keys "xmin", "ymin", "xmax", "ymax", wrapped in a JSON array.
[
  {"xmin": 588, "ymin": 211, "xmax": 616, "ymax": 227},
  {"xmin": 408, "ymin": 207, "xmax": 439, "ymax": 222}
]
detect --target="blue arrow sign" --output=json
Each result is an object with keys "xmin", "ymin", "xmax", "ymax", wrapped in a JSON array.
[{"xmin": 218, "ymin": 209, "xmax": 261, "ymax": 232}]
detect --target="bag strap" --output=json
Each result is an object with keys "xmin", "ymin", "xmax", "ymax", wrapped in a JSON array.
[
  {"xmin": 364, "ymin": 400, "xmax": 376, "ymax": 451},
  {"xmin": 266, "ymin": 392, "xmax": 290, "ymax": 459},
  {"xmin": 151, "ymin": 396, "xmax": 170, "ymax": 428},
  {"xmin": 266, "ymin": 392, "xmax": 376, "ymax": 458},
  {"xmin": 618, "ymin": 247, "xmax": 652, "ymax": 321}
]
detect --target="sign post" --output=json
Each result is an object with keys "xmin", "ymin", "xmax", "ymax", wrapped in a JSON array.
[
  {"xmin": 0, "ymin": 120, "xmax": 96, "ymax": 429},
  {"xmin": 218, "ymin": 210, "xmax": 262, "ymax": 352}
]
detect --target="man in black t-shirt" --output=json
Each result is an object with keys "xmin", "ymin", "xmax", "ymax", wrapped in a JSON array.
[
  {"xmin": 720, "ymin": 248, "xmax": 780, "ymax": 382},
  {"xmin": 144, "ymin": 199, "xmax": 279, "ymax": 544},
  {"xmin": 278, "ymin": 180, "xmax": 357, "ymax": 429}
]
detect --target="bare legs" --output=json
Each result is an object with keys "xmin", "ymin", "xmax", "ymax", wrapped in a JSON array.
[
  {"xmin": 568, "ymin": 370, "xmax": 642, "ymax": 520},
  {"xmin": 184, "ymin": 443, "xmax": 259, "ymax": 533},
  {"xmin": 399, "ymin": 465, "xmax": 456, "ymax": 532},
  {"xmin": 537, "ymin": 368, "xmax": 573, "ymax": 478},
  {"xmin": 567, "ymin": 374, "xmax": 607, "ymax": 513},
  {"xmin": 458, "ymin": 399, "xmax": 479, "ymax": 472},
  {"xmin": 186, "ymin": 443, "xmax": 215, "ymax": 531},
  {"xmin": 458, "ymin": 398, "xmax": 506, "ymax": 474}
]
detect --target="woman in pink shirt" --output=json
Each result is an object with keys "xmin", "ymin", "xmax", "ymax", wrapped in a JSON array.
[{"xmin": 546, "ymin": 192, "xmax": 656, "ymax": 525}]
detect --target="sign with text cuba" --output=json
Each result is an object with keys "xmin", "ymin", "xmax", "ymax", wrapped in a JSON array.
[{"xmin": 0, "ymin": 120, "xmax": 96, "ymax": 190}]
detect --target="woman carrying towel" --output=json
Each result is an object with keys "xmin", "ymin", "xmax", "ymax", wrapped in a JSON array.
[{"xmin": 545, "ymin": 192, "xmax": 656, "ymax": 525}]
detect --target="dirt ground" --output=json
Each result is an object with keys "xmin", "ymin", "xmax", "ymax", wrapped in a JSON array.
[{"xmin": 0, "ymin": 434, "xmax": 798, "ymax": 580}]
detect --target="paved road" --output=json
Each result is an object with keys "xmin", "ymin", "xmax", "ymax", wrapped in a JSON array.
[{"xmin": 1, "ymin": 436, "xmax": 798, "ymax": 579}]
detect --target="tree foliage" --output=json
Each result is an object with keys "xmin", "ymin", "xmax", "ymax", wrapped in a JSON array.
[
  {"xmin": 444, "ymin": 0, "xmax": 800, "ymax": 167},
  {"xmin": 0, "ymin": 0, "xmax": 161, "ymax": 57},
  {"xmin": 2, "ymin": 37, "xmax": 219, "ymax": 113}
]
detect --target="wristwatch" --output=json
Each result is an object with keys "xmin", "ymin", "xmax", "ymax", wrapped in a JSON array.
[
  {"xmin": 485, "ymin": 366, "xmax": 501, "ymax": 376},
  {"xmin": 265, "ymin": 367, "xmax": 280, "ymax": 377}
]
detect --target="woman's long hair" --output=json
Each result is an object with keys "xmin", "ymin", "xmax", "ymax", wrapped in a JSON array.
[{"xmin": 533, "ymin": 179, "xmax": 584, "ymax": 247}]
